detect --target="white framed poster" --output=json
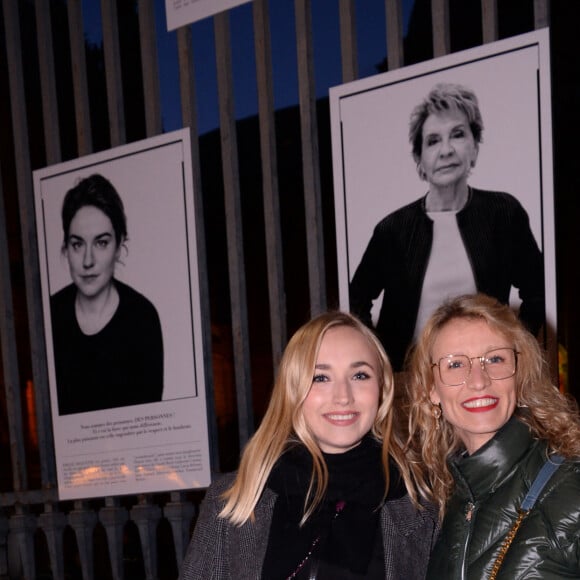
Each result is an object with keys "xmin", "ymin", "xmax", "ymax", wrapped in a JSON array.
[
  {"xmin": 330, "ymin": 29, "xmax": 556, "ymax": 372},
  {"xmin": 165, "ymin": 0, "xmax": 252, "ymax": 30},
  {"xmin": 33, "ymin": 129, "xmax": 211, "ymax": 499}
]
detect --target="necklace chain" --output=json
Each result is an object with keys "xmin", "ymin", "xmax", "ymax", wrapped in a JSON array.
[{"xmin": 285, "ymin": 500, "xmax": 346, "ymax": 580}]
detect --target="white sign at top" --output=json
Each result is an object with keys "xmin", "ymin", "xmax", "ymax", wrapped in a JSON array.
[{"xmin": 165, "ymin": 0, "xmax": 253, "ymax": 30}]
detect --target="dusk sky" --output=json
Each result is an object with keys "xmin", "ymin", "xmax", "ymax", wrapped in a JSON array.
[{"xmin": 82, "ymin": 0, "xmax": 415, "ymax": 135}]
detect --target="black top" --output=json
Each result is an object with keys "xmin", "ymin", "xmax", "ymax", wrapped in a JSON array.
[
  {"xmin": 350, "ymin": 188, "xmax": 545, "ymax": 371},
  {"xmin": 262, "ymin": 436, "xmax": 404, "ymax": 579},
  {"xmin": 50, "ymin": 280, "xmax": 164, "ymax": 415}
]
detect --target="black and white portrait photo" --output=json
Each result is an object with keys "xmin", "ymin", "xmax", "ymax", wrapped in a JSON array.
[
  {"xmin": 49, "ymin": 173, "xmax": 164, "ymax": 415},
  {"xmin": 330, "ymin": 29, "xmax": 556, "ymax": 374},
  {"xmin": 33, "ymin": 129, "xmax": 212, "ymax": 499}
]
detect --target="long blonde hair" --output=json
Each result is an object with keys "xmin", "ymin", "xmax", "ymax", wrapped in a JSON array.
[
  {"xmin": 220, "ymin": 311, "xmax": 421, "ymax": 526},
  {"xmin": 406, "ymin": 293, "xmax": 580, "ymax": 520}
]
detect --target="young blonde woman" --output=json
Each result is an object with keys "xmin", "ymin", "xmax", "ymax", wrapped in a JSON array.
[{"xmin": 180, "ymin": 311, "xmax": 438, "ymax": 579}]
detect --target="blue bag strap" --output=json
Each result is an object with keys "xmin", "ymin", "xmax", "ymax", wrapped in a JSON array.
[
  {"xmin": 520, "ymin": 454, "xmax": 564, "ymax": 511},
  {"xmin": 489, "ymin": 453, "xmax": 565, "ymax": 579}
]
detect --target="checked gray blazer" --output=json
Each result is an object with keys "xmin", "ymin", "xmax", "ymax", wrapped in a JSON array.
[{"xmin": 179, "ymin": 473, "xmax": 439, "ymax": 579}]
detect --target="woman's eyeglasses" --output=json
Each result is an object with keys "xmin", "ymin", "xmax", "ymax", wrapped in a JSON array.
[{"xmin": 431, "ymin": 347, "xmax": 519, "ymax": 386}]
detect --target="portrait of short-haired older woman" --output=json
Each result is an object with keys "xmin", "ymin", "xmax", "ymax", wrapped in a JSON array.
[{"xmin": 349, "ymin": 83, "xmax": 545, "ymax": 372}]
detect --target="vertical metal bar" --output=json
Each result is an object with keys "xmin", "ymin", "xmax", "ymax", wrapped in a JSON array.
[
  {"xmin": 431, "ymin": 0, "xmax": 450, "ymax": 57},
  {"xmin": 101, "ymin": 0, "xmax": 126, "ymax": 146},
  {"xmin": 68, "ymin": 501, "xmax": 98, "ymax": 580},
  {"xmin": 338, "ymin": 0, "xmax": 358, "ymax": 82},
  {"xmin": 38, "ymin": 505, "xmax": 66, "ymax": 579},
  {"xmin": 0, "ymin": 172, "xmax": 27, "ymax": 492},
  {"xmin": 31, "ymin": 10, "xmax": 78, "ymax": 519},
  {"xmin": 534, "ymin": 0, "xmax": 550, "ymax": 29},
  {"xmin": 177, "ymin": 26, "xmax": 220, "ymax": 471},
  {"xmin": 177, "ymin": 27, "xmax": 197, "ymax": 136},
  {"xmin": 35, "ymin": 0, "xmax": 62, "ymax": 164},
  {"xmin": 165, "ymin": 491, "xmax": 195, "ymax": 564},
  {"xmin": 3, "ymin": 0, "xmax": 55, "ymax": 491},
  {"xmin": 0, "ymin": 513, "xmax": 8, "ymax": 577},
  {"xmin": 99, "ymin": 498, "xmax": 128, "ymax": 580},
  {"xmin": 214, "ymin": 11, "xmax": 254, "ymax": 448},
  {"xmin": 130, "ymin": 496, "xmax": 161, "ymax": 580},
  {"xmin": 294, "ymin": 0, "xmax": 326, "ymax": 316},
  {"xmin": 253, "ymin": 0, "xmax": 287, "ymax": 367},
  {"xmin": 182, "ymin": 64, "xmax": 219, "ymax": 467},
  {"xmin": 386, "ymin": 0, "xmax": 404, "ymax": 69},
  {"xmin": 481, "ymin": 0, "xmax": 499, "ymax": 44},
  {"xmin": 8, "ymin": 507, "xmax": 36, "ymax": 579},
  {"xmin": 137, "ymin": 0, "xmax": 162, "ymax": 136},
  {"xmin": 67, "ymin": 0, "xmax": 93, "ymax": 155}
]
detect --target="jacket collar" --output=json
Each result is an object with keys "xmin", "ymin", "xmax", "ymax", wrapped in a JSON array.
[{"xmin": 449, "ymin": 417, "xmax": 539, "ymax": 500}]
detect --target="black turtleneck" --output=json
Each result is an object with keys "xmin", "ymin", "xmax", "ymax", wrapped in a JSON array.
[{"xmin": 261, "ymin": 435, "xmax": 405, "ymax": 579}]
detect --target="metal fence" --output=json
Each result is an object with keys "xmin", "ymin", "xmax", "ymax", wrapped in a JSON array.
[{"xmin": 0, "ymin": 0, "xmax": 565, "ymax": 578}]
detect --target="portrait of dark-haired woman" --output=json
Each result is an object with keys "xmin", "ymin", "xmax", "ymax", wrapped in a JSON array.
[{"xmin": 50, "ymin": 174, "xmax": 164, "ymax": 415}]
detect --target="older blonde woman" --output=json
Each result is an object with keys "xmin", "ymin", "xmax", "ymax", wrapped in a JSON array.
[
  {"xmin": 180, "ymin": 311, "xmax": 437, "ymax": 579},
  {"xmin": 406, "ymin": 293, "xmax": 580, "ymax": 579}
]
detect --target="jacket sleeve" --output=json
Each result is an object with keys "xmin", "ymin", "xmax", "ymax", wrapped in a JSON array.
[
  {"xmin": 507, "ymin": 197, "xmax": 545, "ymax": 335},
  {"xmin": 179, "ymin": 477, "xmax": 232, "ymax": 580},
  {"xmin": 349, "ymin": 220, "xmax": 392, "ymax": 328},
  {"xmin": 461, "ymin": 190, "xmax": 546, "ymax": 337},
  {"xmin": 381, "ymin": 496, "xmax": 440, "ymax": 580}
]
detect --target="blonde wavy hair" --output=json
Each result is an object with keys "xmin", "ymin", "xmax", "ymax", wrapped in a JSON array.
[
  {"xmin": 406, "ymin": 293, "xmax": 580, "ymax": 520},
  {"xmin": 220, "ymin": 311, "xmax": 422, "ymax": 526}
]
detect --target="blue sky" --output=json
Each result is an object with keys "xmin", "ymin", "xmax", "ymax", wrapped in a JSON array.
[{"xmin": 82, "ymin": 0, "xmax": 415, "ymax": 135}]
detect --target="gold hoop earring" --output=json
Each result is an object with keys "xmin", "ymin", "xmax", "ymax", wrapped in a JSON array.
[
  {"xmin": 432, "ymin": 403, "xmax": 442, "ymax": 420},
  {"xmin": 432, "ymin": 404, "xmax": 442, "ymax": 430}
]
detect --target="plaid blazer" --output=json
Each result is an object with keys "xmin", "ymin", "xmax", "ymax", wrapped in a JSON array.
[{"xmin": 179, "ymin": 473, "xmax": 439, "ymax": 579}]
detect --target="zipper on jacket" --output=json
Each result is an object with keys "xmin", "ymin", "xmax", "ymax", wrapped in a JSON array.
[
  {"xmin": 465, "ymin": 501, "xmax": 475, "ymax": 522},
  {"xmin": 460, "ymin": 501, "xmax": 477, "ymax": 580}
]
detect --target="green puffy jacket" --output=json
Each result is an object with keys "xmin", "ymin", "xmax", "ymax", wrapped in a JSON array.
[{"xmin": 427, "ymin": 417, "xmax": 580, "ymax": 579}]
